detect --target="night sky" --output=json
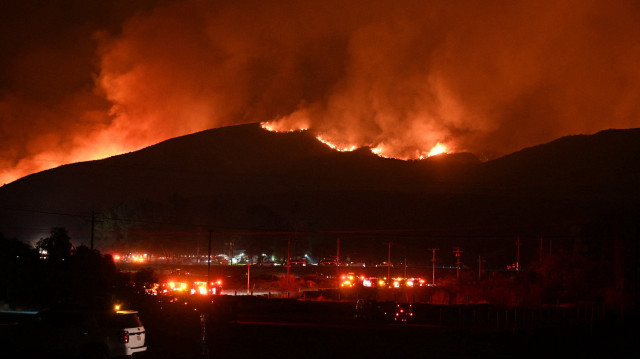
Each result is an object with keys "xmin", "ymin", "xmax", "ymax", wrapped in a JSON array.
[{"xmin": 2, "ymin": 0, "xmax": 640, "ymax": 185}]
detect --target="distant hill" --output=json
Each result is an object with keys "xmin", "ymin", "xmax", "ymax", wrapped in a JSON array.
[
  {"xmin": 480, "ymin": 128, "xmax": 640, "ymax": 193},
  {"xmin": 1, "ymin": 123, "xmax": 639, "ymax": 260},
  {"xmin": 0, "ymin": 123, "xmax": 478, "ymax": 212}
]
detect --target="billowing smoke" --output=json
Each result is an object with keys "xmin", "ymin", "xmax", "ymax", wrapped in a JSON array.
[{"xmin": 2, "ymin": 0, "xmax": 640, "ymax": 184}]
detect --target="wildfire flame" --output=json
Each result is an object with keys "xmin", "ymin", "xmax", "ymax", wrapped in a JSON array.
[
  {"xmin": 424, "ymin": 142, "xmax": 448, "ymax": 158},
  {"xmin": 260, "ymin": 121, "xmax": 308, "ymax": 133},
  {"xmin": 370, "ymin": 145, "xmax": 392, "ymax": 159},
  {"xmin": 315, "ymin": 135, "xmax": 358, "ymax": 152},
  {"xmin": 261, "ymin": 122, "xmax": 451, "ymax": 160}
]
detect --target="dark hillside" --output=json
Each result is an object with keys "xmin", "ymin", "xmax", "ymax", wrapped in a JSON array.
[
  {"xmin": 477, "ymin": 128, "xmax": 640, "ymax": 199},
  {"xmin": 0, "ymin": 124, "xmax": 478, "ymax": 241},
  {"xmin": 0, "ymin": 124, "xmax": 638, "ymax": 257}
]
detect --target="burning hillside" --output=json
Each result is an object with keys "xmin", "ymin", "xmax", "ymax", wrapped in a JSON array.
[
  {"xmin": 2, "ymin": 0, "xmax": 640, "ymax": 185},
  {"xmin": 262, "ymin": 121, "xmax": 449, "ymax": 159}
]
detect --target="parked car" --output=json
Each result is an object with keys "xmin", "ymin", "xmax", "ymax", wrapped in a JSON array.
[
  {"xmin": 14, "ymin": 306, "xmax": 147, "ymax": 358},
  {"xmin": 287, "ymin": 257, "xmax": 307, "ymax": 266},
  {"xmin": 109, "ymin": 310, "xmax": 147, "ymax": 357},
  {"xmin": 318, "ymin": 256, "xmax": 346, "ymax": 266}
]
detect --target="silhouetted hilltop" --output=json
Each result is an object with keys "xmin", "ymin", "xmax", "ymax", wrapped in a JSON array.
[
  {"xmin": 478, "ymin": 128, "xmax": 640, "ymax": 200},
  {"xmin": 1, "ymin": 124, "xmax": 638, "ymax": 253},
  {"xmin": 0, "ymin": 123, "xmax": 479, "ymax": 209}
]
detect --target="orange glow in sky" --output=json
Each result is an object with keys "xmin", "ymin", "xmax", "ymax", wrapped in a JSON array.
[{"xmin": 3, "ymin": 0, "xmax": 640, "ymax": 185}]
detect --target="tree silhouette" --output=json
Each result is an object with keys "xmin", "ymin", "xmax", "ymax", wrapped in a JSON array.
[
  {"xmin": 36, "ymin": 227, "xmax": 72, "ymax": 263},
  {"xmin": 0, "ymin": 233, "xmax": 40, "ymax": 306}
]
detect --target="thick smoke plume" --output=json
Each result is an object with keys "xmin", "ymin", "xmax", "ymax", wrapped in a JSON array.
[{"xmin": 2, "ymin": 0, "xmax": 640, "ymax": 184}]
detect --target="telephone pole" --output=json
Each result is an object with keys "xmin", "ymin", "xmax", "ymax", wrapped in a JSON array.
[
  {"xmin": 430, "ymin": 248, "xmax": 439, "ymax": 286},
  {"xmin": 336, "ymin": 237, "xmax": 340, "ymax": 278},
  {"xmin": 516, "ymin": 237, "xmax": 522, "ymax": 271},
  {"xmin": 404, "ymin": 258, "xmax": 407, "ymax": 278},
  {"xmin": 386, "ymin": 242, "xmax": 392, "ymax": 283},
  {"xmin": 207, "ymin": 231, "xmax": 212, "ymax": 289},
  {"xmin": 247, "ymin": 262, "xmax": 251, "ymax": 294},
  {"xmin": 90, "ymin": 210, "xmax": 95, "ymax": 250},
  {"xmin": 286, "ymin": 238, "xmax": 291, "ymax": 284},
  {"xmin": 453, "ymin": 247, "xmax": 463, "ymax": 280}
]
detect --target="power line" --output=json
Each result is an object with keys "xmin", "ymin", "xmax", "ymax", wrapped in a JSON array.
[{"xmin": 2, "ymin": 206, "xmax": 582, "ymax": 237}]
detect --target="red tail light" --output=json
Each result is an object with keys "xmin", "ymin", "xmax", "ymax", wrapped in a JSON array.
[{"xmin": 119, "ymin": 330, "xmax": 130, "ymax": 343}]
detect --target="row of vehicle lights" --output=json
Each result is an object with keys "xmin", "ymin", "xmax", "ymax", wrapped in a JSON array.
[
  {"xmin": 148, "ymin": 276, "xmax": 426, "ymax": 292},
  {"xmin": 112, "ymin": 253, "xmax": 148, "ymax": 263},
  {"xmin": 140, "ymin": 280, "xmax": 224, "ymax": 296},
  {"xmin": 341, "ymin": 274, "xmax": 427, "ymax": 288},
  {"xmin": 112, "ymin": 253, "xmax": 372, "ymax": 266}
]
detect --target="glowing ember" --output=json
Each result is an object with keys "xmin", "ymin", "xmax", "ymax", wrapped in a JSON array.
[
  {"xmin": 316, "ymin": 135, "xmax": 357, "ymax": 152},
  {"xmin": 426, "ymin": 142, "xmax": 447, "ymax": 157},
  {"xmin": 260, "ymin": 121, "xmax": 308, "ymax": 133}
]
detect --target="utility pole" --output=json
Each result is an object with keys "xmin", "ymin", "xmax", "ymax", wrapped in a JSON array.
[
  {"xmin": 247, "ymin": 262, "xmax": 251, "ymax": 294},
  {"xmin": 386, "ymin": 242, "xmax": 392, "ymax": 283},
  {"xmin": 90, "ymin": 210, "xmax": 95, "ymax": 250},
  {"xmin": 207, "ymin": 231, "xmax": 212, "ymax": 290},
  {"xmin": 478, "ymin": 255, "xmax": 482, "ymax": 281},
  {"xmin": 430, "ymin": 248, "xmax": 439, "ymax": 286},
  {"xmin": 286, "ymin": 238, "xmax": 291, "ymax": 284},
  {"xmin": 516, "ymin": 237, "xmax": 522, "ymax": 271},
  {"xmin": 453, "ymin": 247, "xmax": 463, "ymax": 280},
  {"xmin": 228, "ymin": 240, "xmax": 234, "ymax": 265},
  {"xmin": 404, "ymin": 258, "xmax": 407, "ymax": 278},
  {"xmin": 336, "ymin": 237, "xmax": 340, "ymax": 278}
]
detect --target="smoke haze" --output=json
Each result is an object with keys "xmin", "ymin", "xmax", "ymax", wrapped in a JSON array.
[{"xmin": 2, "ymin": 0, "xmax": 640, "ymax": 184}]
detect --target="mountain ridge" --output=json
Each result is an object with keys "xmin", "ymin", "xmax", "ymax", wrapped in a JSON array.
[{"xmin": 1, "ymin": 123, "xmax": 639, "ymax": 249}]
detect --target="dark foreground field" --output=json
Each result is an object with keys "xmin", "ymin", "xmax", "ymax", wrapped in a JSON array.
[
  {"xmin": 1, "ymin": 294, "xmax": 636, "ymax": 358},
  {"xmin": 135, "ymin": 295, "xmax": 637, "ymax": 359}
]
